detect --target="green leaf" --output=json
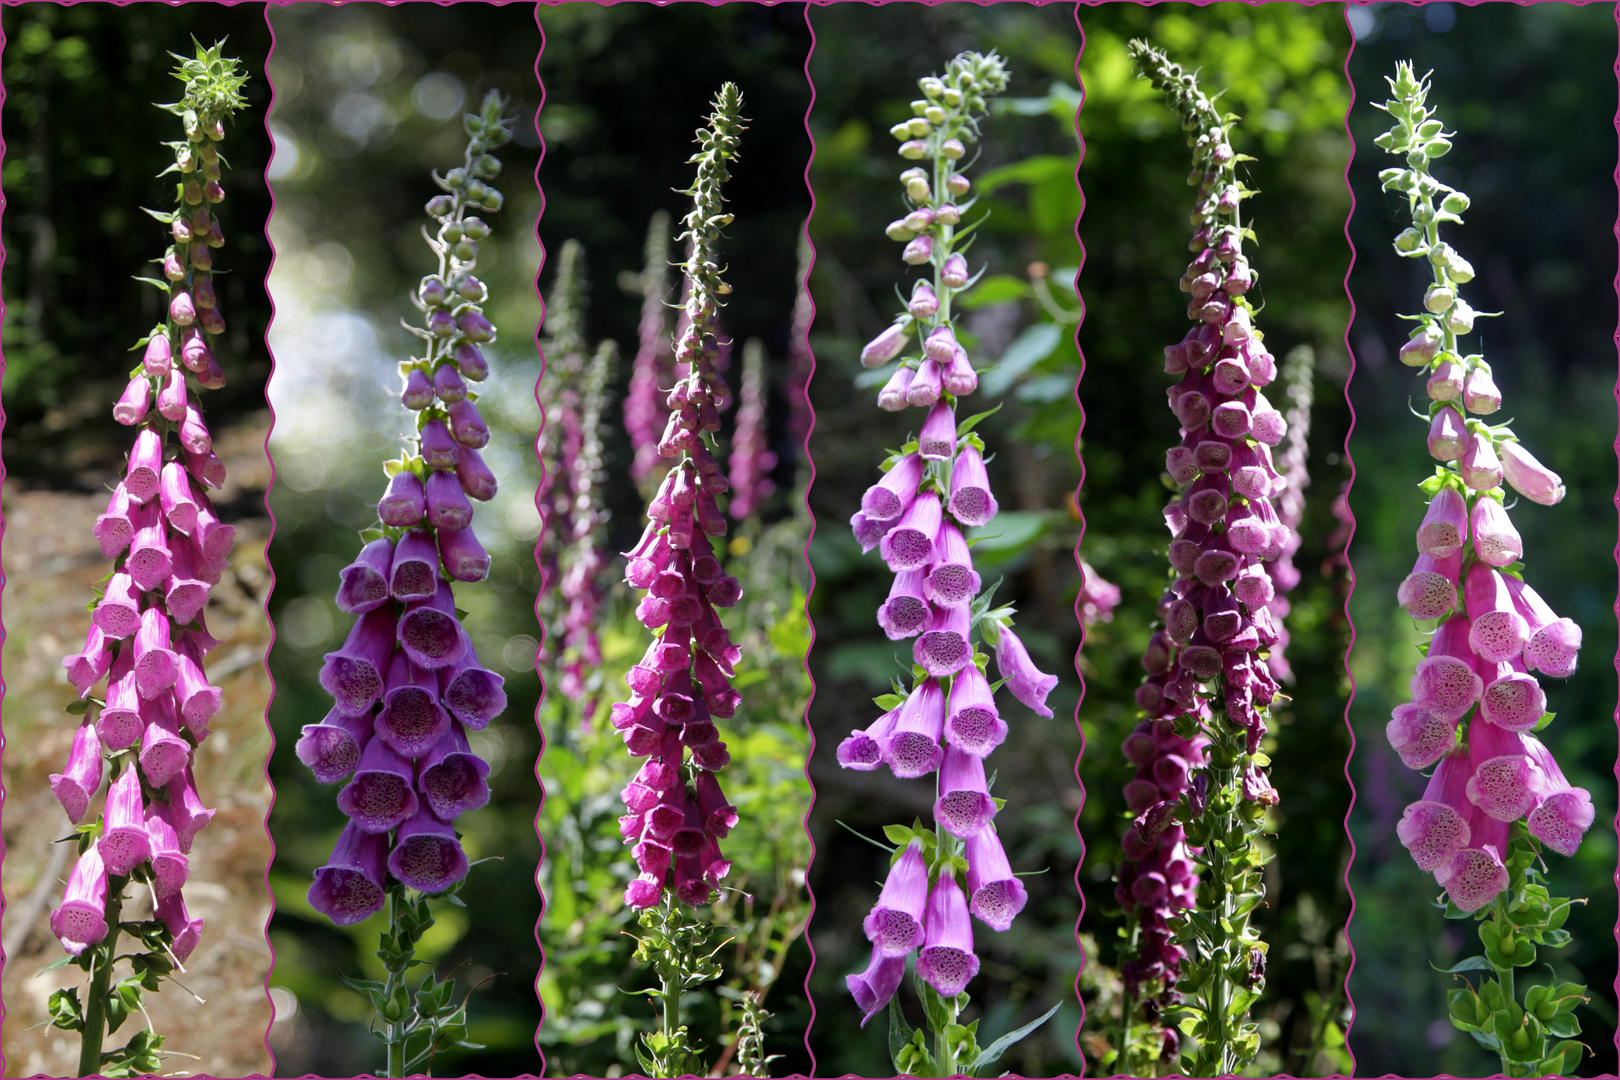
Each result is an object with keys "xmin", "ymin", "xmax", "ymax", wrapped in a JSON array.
[
  {"xmin": 131, "ymin": 275, "xmax": 173, "ymax": 293},
  {"xmin": 1438, "ymin": 955, "xmax": 1498, "ymax": 975},
  {"xmin": 888, "ymin": 995, "xmax": 918, "ymax": 1075},
  {"xmin": 955, "ymin": 402, "xmax": 1003, "ymax": 439},
  {"xmin": 970, "ymin": 1001, "xmax": 1062, "ymax": 1074},
  {"xmin": 882, "ymin": 824, "xmax": 916, "ymax": 848},
  {"xmin": 980, "ymin": 323, "xmax": 1063, "ymax": 397}
]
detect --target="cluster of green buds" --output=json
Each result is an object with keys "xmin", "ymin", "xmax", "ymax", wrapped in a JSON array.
[
  {"xmin": 631, "ymin": 898, "xmax": 726, "ymax": 1077},
  {"xmin": 1375, "ymin": 62, "xmax": 1589, "ymax": 1079}
]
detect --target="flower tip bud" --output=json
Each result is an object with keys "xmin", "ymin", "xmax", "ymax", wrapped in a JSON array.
[{"xmin": 899, "ymin": 140, "xmax": 929, "ymax": 160}]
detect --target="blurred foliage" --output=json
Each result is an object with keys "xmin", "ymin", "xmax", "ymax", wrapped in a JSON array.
[
  {"xmin": 261, "ymin": 6, "xmax": 543, "ymax": 1077},
  {"xmin": 1343, "ymin": 5, "xmax": 1617, "ymax": 1076},
  {"xmin": 1075, "ymin": 6, "xmax": 1355, "ymax": 1076},
  {"xmin": 805, "ymin": 6, "xmax": 1085, "ymax": 1077},
  {"xmin": 534, "ymin": 7, "xmax": 813, "ymax": 1076},
  {"xmin": 1, "ymin": 3, "xmax": 273, "ymax": 488}
]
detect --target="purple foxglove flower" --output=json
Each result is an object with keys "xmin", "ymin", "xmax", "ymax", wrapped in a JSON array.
[
  {"xmin": 1248, "ymin": 391, "xmax": 1286, "ymax": 446},
  {"xmin": 877, "ymin": 364, "xmax": 916, "ymax": 412},
  {"xmin": 862, "ymin": 453, "xmax": 925, "ymax": 523},
  {"xmin": 379, "ymin": 470, "xmax": 428, "ymax": 527},
  {"xmin": 165, "ymin": 767, "xmax": 215, "ymax": 854},
  {"xmin": 918, "ymin": 400, "xmax": 957, "ymax": 461},
  {"xmin": 925, "ymin": 522, "xmax": 980, "ymax": 607},
  {"xmin": 902, "ymin": 234, "xmax": 934, "ymax": 265},
  {"xmin": 1433, "ymin": 807, "xmax": 1511, "ymax": 913},
  {"xmin": 908, "ymin": 280, "xmax": 939, "ymax": 319},
  {"xmin": 140, "ymin": 330, "xmax": 173, "ymax": 376},
  {"xmin": 401, "ymin": 367, "xmax": 435, "ymax": 410},
  {"xmin": 883, "ymin": 678, "xmax": 946, "ymax": 778},
  {"xmin": 946, "ymin": 667, "xmax": 1004, "ymax": 761},
  {"xmin": 1464, "ymin": 563, "xmax": 1528, "ymax": 663},
  {"xmin": 388, "ymin": 806, "xmax": 470, "ymax": 892},
  {"xmin": 139, "ymin": 694, "xmax": 191, "ymax": 788},
  {"xmin": 1396, "ymin": 745, "xmax": 1473, "ymax": 870},
  {"xmin": 454, "ymin": 446, "xmax": 498, "ymax": 501},
  {"xmin": 114, "ymin": 375, "xmax": 151, "ymax": 425},
  {"xmin": 941, "ymin": 252, "xmax": 969, "ymax": 288},
  {"xmin": 172, "ymin": 640, "xmax": 222, "ymax": 733},
  {"xmin": 995, "ymin": 625, "xmax": 1057, "ymax": 718},
  {"xmin": 454, "ymin": 342, "xmax": 489, "ymax": 381},
  {"xmin": 336, "ymin": 537, "xmax": 395, "ymax": 614},
  {"xmin": 948, "ymin": 443, "xmax": 998, "ymax": 528},
  {"xmin": 126, "ymin": 426, "xmax": 164, "ymax": 504},
  {"xmin": 1210, "ymin": 398, "xmax": 1252, "ymax": 440},
  {"xmin": 1468, "ymin": 496, "xmax": 1521, "ymax": 567},
  {"xmin": 1400, "ymin": 323, "xmax": 1442, "ymax": 366},
  {"xmin": 1459, "ymin": 430, "xmax": 1502, "ymax": 491},
  {"xmin": 97, "ymin": 649, "xmax": 144, "ymax": 750},
  {"xmin": 160, "ymin": 461, "xmax": 200, "ymax": 537},
  {"xmin": 1397, "ymin": 549, "xmax": 1462, "ymax": 620},
  {"xmin": 420, "ymin": 418, "xmax": 460, "ymax": 469},
  {"xmin": 838, "ymin": 705, "xmax": 903, "ymax": 771},
  {"xmin": 1505, "ymin": 577, "xmax": 1582, "ymax": 678},
  {"xmin": 93, "ymin": 572, "xmax": 143, "ymax": 640},
  {"xmin": 95, "ymin": 483, "xmax": 136, "ymax": 559},
  {"xmin": 157, "ymin": 366, "xmax": 188, "ymax": 422},
  {"xmin": 192, "ymin": 501, "xmax": 236, "ymax": 568},
  {"xmin": 1465, "ymin": 718, "xmax": 1550, "ymax": 823},
  {"xmin": 133, "ymin": 606, "xmax": 179, "ymax": 699},
  {"xmin": 914, "ymin": 602, "xmax": 972, "ymax": 677},
  {"xmin": 1463, "ymin": 363, "xmax": 1502, "ymax": 414},
  {"xmin": 1517, "ymin": 738, "xmax": 1595, "ymax": 855},
  {"xmin": 178, "ymin": 327, "xmax": 213, "ymax": 377},
  {"xmin": 377, "ymin": 653, "xmax": 452, "ymax": 757},
  {"xmin": 309, "ymin": 822, "xmax": 388, "ymax": 926},
  {"xmin": 418, "ymin": 727, "xmax": 495, "ymax": 821},
  {"xmin": 425, "ymin": 469, "xmax": 474, "ymax": 531},
  {"xmin": 878, "ymin": 567, "xmax": 931, "ymax": 640},
  {"xmin": 390, "ymin": 529, "xmax": 440, "ymax": 600},
  {"xmin": 907, "ymin": 357, "xmax": 944, "ymax": 408},
  {"xmin": 440, "ymin": 525, "xmax": 492, "ymax": 583},
  {"xmin": 1426, "ymin": 358, "xmax": 1463, "ymax": 401},
  {"xmin": 669, "ymin": 797, "xmax": 708, "ymax": 857},
  {"xmin": 694, "ymin": 769, "xmax": 738, "ymax": 838},
  {"xmin": 935, "ymin": 745, "xmax": 996, "ymax": 838},
  {"xmin": 126, "ymin": 500, "xmax": 174, "ymax": 593},
  {"xmin": 1185, "ymin": 473, "xmax": 1232, "ymax": 526},
  {"xmin": 850, "ymin": 511, "xmax": 890, "ymax": 554},
  {"xmin": 320, "ymin": 605, "xmax": 398, "ymax": 715},
  {"xmin": 624, "ymin": 871, "xmax": 665, "ymax": 910},
  {"xmin": 184, "ymin": 445, "xmax": 226, "ymax": 489},
  {"xmin": 170, "ymin": 288, "xmax": 197, "ymax": 325},
  {"xmin": 880, "ymin": 492, "xmax": 941, "ymax": 572},
  {"xmin": 847, "ymin": 944, "xmax": 906, "ymax": 1027},
  {"xmin": 146, "ymin": 803, "xmax": 190, "ymax": 899},
  {"xmin": 296, "ymin": 707, "xmax": 374, "ymax": 784},
  {"xmin": 672, "ymin": 851, "xmax": 713, "ymax": 906},
  {"xmin": 338, "ymin": 737, "xmax": 421, "ymax": 833},
  {"xmin": 861, "ymin": 320, "xmax": 912, "ymax": 368},
  {"xmin": 965, "ymin": 826, "xmax": 1028, "ymax": 932},
  {"xmin": 1498, "ymin": 440, "xmax": 1565, "ymax": 506},
  {"xmin": 1409, "ymin": 615, "xmax": 1484, "ymax": 720},
  {"xmin": 1080, "ymin": 563, "xmax": 1122, "ymax": 626},
  {"xmin": 51, "ymin": 723, "xmax": 105, "ymax": 824},
  {"xmin": 943, "ymin": 344, "xmax": 977, "ymax": 397},
  {"xmin": 437, "ymin": 654, "xmax": 505, "ymax": 731},
  {"xmin": 863, "ymin": 839, "xmax": 929, "ymax": 955},
  {"xmin": 457, "ymin": 308, "xmax": 495, "ymax": 343},
  {"xmin": 924, "ymin": 325, "xmax": 957, "ymax": 363},
  {"xmin": 156, "ymin": 888, "xmax": 203, "ymax": 964},
  {"xmin": 50, "ymin": 846, "xmax": 110, "ymax": 955},
  {"xmin": 1427, "ymin": 406, "xmax": 1465, "ymax": 462},
  {"xmin": 398, "ymin": 579, "xmax": 468, "ymax": 669},
  {"xmin": 916, "ymin": 871, "xmax": 979, "ymax": 996},
  {"xmin": 1479, "ymin": 658, "xmax": 1546, "ymax": 733},
  {"xmin": 100, "ymin": 763, "xmax": 156, "ymax": 875},
  {"xmin": 1415, "ymin": 486, "xmax": 1469, "ymax": 558},
  {"xmin": 447, "ymin": 398, "xmax": 490, "ymax": 450}
]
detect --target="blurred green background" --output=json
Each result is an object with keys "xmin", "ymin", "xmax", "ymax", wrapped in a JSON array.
[
  {"xmin": 1343, "ymin": 3, "xmax": 1617, "ymax": 1076},
  {"xmin": 804, "ymin": 5, "xmax": 1086, "ymax": 1076},
  {"xmin": 1075, "ymin": 5, "xmax": 1355, "ymax": 1075},
  {"xmin": 534, "ymin": 5, "xmax": 815, "ymax": 1077},
  {"xmin": 261, "ymin": 6, "xmax": 544, "ymax": 1076}
]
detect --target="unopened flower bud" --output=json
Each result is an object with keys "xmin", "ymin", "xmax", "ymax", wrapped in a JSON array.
[
  {"xmin": 453, "ymin": 275, "xmax": 487, "ymax": 303},
  {"xmin": 903, "ymin": 208, "xmax": 935, "ymax": 232},
  {"xmin": 933, "ymin": 204, "xmax": 961, "ymax": 226},
  {"xmin": 1424, "ymin": 285, "xmax": 1455, "ymax": 313},
  {"xmin": 183, "ymin": 179, "xmax": 204, "ymax": 205},
  {"xmin": 163, "ymin": 250, "xmax": 186, "ymax": 281},
  {"xmin": 480, "ymin": 189, "xmax": 503, "ymax": 212},
  {"xmin": 899, "ymin": 140, "xmax": 928, "ymax": 160},
  {"xmin": 862, "ymin": 320, "xmax": 913, "ymax": 368},
  {"xmin": 906, "ymin": 117, "xmax": 932, "ymax": 137},
  {"xmin": 204, "ymin": 181, "xmax": 225, "ymax": 204},
  {"xmin": 903, "ymin": 235, "xmax": 934, "ymax": 265},
  {"xmin": 941, "ymin": 253, "xmax": 968, "ymax": 288},
  {"xmin": 401, "ymin": 368, "xmax": 434, "ymax": 410},
  {"xmin": 453, "ymin": 239, "xmax": 478, "ymax": 262},
  {"xmin": 1499, "ymin": 440, "xmax": 1565, "ymax": 505},
  {"xmin": 463, "ymin": 217, "xmax": 491, "ymax": 241},
  {"xmin": 886, "ymin": 219, "xmax": 918, "ymax": 242},
  {"xmin": 909, "ymin": 280, "xmax": 939, "ymax": 319},
  {"xmin": 890, "ymin": 122, "xmax": 914, "ymax": 141},
  {"xmin": 1462, "ymin": 362, "xmax": 1501, "ymax": 415},
  {"xmin": 1446, "ymin": 301, "xmax": 1475, "ymax": 335},
  {"xmin": 1394, "ymin": 227, "xmax": 1423, "ymax": 253},
  {"xmin": 941, "ymin": 138, "xmax": 965, "ymax": 160},
  {"xmin": 170, "ymin": 290, "xmax": 197, "ymax": 326},
  {"xmin": 1427, "ymin": 406, "xmax": 1466, "ymax": 461},
  {"xmin": 445, "ymin": 167, "xmax": 468, "ymax": 188},
  {"xmin": 947, "ymin": 173, "xmax": 970, "ymax": 196},
  {"xmin": 1399, "ymin": 324, "xmax": 1443, "ymax": 367},
  {"xmin": 457, "ymin": 309, "xmax": 495, "ymax": 343},
  {"xmin": 428, "ymin": 309, "xmax": 457, "ymax": 338}
]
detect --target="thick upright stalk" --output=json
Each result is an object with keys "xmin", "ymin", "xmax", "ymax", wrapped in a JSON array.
[{"xmin": 77, "ymin": 893, "xmax": 122, "ymax": 1077}]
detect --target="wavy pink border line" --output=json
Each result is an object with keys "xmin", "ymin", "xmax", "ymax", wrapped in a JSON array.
[
  {"xmin": 800, "ymin": 3, "xmax": 821, "ymax": 1076},
  {"xmin": 261, "ymin": 5, "xmax": 282, "ymax": 1074},
  {"xmin": 533, "ymin": 5, "xmax": 550, "ymax": 1073},
  {"xmin": 1338, "ymin": 5, "xmax": 1360, "ymax": 1074},
  {"xmin": 1611, "ymin": 0, "xmax": 1620, "ymax": 1065},
  {"xmin": 1071, "ymin": 2, "xmax": 1090, "ymax": 1075},
  {"xmin": 0, "ymin": 11, "xmax": 11, "ymax": 1075}
]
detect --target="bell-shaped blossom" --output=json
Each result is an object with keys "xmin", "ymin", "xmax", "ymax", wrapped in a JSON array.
[
  {"xmin": 1464, "ymin": 564, "xmax": 1528, "ymax": 663},
  {"xmin": 947, "ymin": 443, "xmax": 998, "ymax": 528},
  {"xmin": 916, "ymin": 871, "xmax": 980, "ymax": 996},
  {"xmin": 1498, "ymin": 440, "xmax": 1565, "ymax": 505},
  {"xmin": 994, "ymin": 626, "xmax": 1057, "ymax": 719},
  {"xmin": 934, "ymin": 745, "xmax": 996, "ymax": 838},
  {"xmin": 915, "ymin": 603, "xmax": 973, "ymax": 677},
  {"xmin": 847, "ymin": 944, "xmax": 906, "ymax": 1027},
  {"xmin": 1397, "ymin": 549, "xmax": 1461, "ymax": 620},
  {"xmin": 882, "ymin": 679, "xmax": 946, "ymax": 778},
  {"xmin": 1416, "ymin": 486, "xmax": 1469, "ymax": 558},
  {"xmin": 51, "ymin": 846, "xmax": 111, "ymax": 955},
  {"xmin": 309, "ymin": 822, "xmax": 388, "ymax": 926},
  {"xmin": 1468, "ymin": 496, "xmax": 1521, "ymax": 566},
  {"xmin": 337, "ymin": 737, "xmax": 421, "ymax": 833},
  {"xmin": 965, "ymin": 826, "xmax": 1027, "ymax": 931},
  {"xmin": 944, "ymin": 664, "xmax": 1006, "ymax": 757},
  {"xmin": 296, "ymin": 707, "xmax": 374, "ymax": 784},
  {"xmin": 862, "ymin": 840, "xmax": 929, "ymax": 956},
  {"xmin": 1505, "ymin": 577, "xmax": 1582, "ymax": 678},
  {"xmin": 387, "ymin": 807, "xmax": 470, "ymax": 892}
]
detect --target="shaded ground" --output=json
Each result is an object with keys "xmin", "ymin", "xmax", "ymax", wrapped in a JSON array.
[{"xmin": 2, "ymin": 416, "xmax": 274, "ymax": 1078}]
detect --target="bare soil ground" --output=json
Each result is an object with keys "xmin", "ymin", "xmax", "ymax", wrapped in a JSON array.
[{"xmin": 2, "ymin": 416, "xmax": 275, "ymax": 1078}]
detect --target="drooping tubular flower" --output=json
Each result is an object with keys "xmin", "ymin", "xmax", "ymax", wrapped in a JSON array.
[
  {"xmin": 299, "ymin": 92, "xmax": 514, "ymax": 923},
  {"xmin": 1112, "ymin": 43, "xmax": 1291, "ymax": 1075},
  {"xmin": 616, "ymin": 84, "xmax": 748, "ymax": 910},
  {"xmin": 50, "ymin": 43, "xmax": 248, "ymax": 971},
  {"xmin": 1376, "ymin": 64, "xmax": 1589, "ymax": 913},
  {"xmin": 834, "ymin": 55, "xmax": 1059, "ymax": 1041}
]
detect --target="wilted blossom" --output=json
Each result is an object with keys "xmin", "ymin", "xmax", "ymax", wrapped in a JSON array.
[
  {"xmin": 614, "ymin": 85, "xmax": 747, "ymax": 911},
  {"xmin": 50, "ymin": 54, "xmax": 248, "ymax": 957},
  {"xmin": 304, "ymin": 96, "xmax": 513, "ymax": 919},
  {"xmin": 839, "ymin": 52, "xmax": 1047, "ymax": 1019},
  {"xmin": 1374, "ymin": 67, "xmax": 1588, "ymax": 899}
]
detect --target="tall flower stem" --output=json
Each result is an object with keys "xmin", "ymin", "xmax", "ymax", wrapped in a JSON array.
[{"xmin": 76, "ymin": 894, "xmax": 122, "ymax": 1078}]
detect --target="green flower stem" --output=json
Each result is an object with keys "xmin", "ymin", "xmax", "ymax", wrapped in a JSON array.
[
  {"xmin": 383, "ymin": 890, "xmax": 409, "ymax": 1080},
  {"xmin": 77, "ymin": 892, "xmax": 123, "ymax": 1078}
]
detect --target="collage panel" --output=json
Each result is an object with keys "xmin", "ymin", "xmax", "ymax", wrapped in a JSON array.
[
  {"xmin": 0, "ymin": 5, "xmax": 274, "ymax": 1075},
  {"xmin": 1075, "ymin": 5, "xmax": 1354, "ymax": 1076},
  {"xmin": 261, "ymin": 5, "xmax": 543, "ymax": 1075},
  {"xmin": 533, "ymin": 6, "xmax": 814, "ymax": 1077},
  {"xmin": 1343, "ymin": 4, "xmax": 1618, "ymax": 1076},
  {"xmin": 804, "ymin": 5, "xmax": 1084, "ymax": 1076}
]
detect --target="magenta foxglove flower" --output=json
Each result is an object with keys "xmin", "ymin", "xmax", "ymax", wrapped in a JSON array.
[
  {"xmin": 862, "ymin": 840, "xmax": 929, "ymax": 956},
  {"xmin": 847, "ymin": 944, "xmax": 907, "ymax": 1027},
  {"xmin": 916, "ymin": 871, "xmax": 980, "ymax": 996}
]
